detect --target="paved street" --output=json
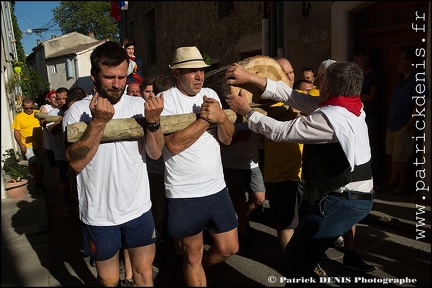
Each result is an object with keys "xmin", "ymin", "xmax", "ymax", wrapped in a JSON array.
[{"xmin": 1, "ymin": 161, "xmax": 431, "ymax": 287}]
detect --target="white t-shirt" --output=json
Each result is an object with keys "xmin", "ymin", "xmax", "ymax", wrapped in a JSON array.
[
  {"xmin": 160, "ymin": 87, "xmax": 226, "ymax": 198},
  {"xmin": 62, "ymin": 95, "xmax": 152, "ymax": 226}
]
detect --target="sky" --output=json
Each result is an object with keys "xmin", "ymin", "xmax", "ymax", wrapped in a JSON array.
[{"xmin": 14, "ymin": 1, "xmax": 61, "ymax": 55}]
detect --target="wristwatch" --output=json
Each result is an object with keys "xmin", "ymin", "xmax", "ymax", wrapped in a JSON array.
[
  {"xmin": 244, "ymin": 109, "xmax": 255, "ymax": 120},
  {"xmin": 147, "ymin": 120, "xmax": 160, "ymax": 132}
]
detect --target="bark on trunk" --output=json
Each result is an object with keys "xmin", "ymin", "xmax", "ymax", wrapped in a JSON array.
[{"xmin": 65, "ymin": 106, "xmax": 290, "ymax": 143}]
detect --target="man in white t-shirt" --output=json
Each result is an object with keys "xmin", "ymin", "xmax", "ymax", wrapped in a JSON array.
[
  {"xmin": 62, "ymin": 41, "xmax": 164, "ymax": 287},
  {"xmin": 160, "ymin": 46, "xmax": 238, "ymax": 286},
  {"xmin": 40, "ymin": 90, "xmax": 58, "ymax": 170}
]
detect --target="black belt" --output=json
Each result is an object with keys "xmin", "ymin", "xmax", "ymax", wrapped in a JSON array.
[{"xmin": 329, "ymin": 191, "xmax": 374, "ymax": 200}]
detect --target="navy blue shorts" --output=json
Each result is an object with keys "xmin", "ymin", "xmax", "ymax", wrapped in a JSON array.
[
  {"xmin": 82, "ymin": 210, "xmax": 157, "ymax": 261},
  {"xmin": 166, "ymin": 187, "xmax": 239, "ymax": 238}
]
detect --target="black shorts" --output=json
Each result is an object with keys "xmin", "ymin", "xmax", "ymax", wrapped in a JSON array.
[
  {"xmin": 56, "ymin": 160, "xmax": 70, "ymax": 182},
  {"xmin": 266, "ymin": 180, "xmax": 303, "ymax": 229},
  {"xmin": 46, "ymin": 149, "xmax": 57, "ymax": 168}
]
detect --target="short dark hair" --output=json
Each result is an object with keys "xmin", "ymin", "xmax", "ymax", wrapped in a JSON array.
[
  {"xmin": 294, "ymin": 79, "xmax": 312, "ymax": 90},
  {"xmin": 90, "ymin": 41, "xmax": 129, "ymax": 74},
  {"xmin": 66, "ymin": 87, "xmax": 87, "ymax": 104},
  {"xmin": 301, "ymin": 67, "xmax": 314, "ymax": 74},
  {"xmin": 22, "ymin": 98, "xmax": 34, "ymax": 105},
  {"xmin": 56, "ymin": 87, "xmax": 69, "ymax": 94},
  {"xmin": 64, "ymin": 87, "xmax": 87, "ymax": 111},
  {"xmin": 153, "ymin": 74, "xmax": 176, "ymax": 94}
]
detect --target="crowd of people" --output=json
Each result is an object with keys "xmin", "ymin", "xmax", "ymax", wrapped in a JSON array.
[{"xmin": 11, "ymin": 40, "xmax": 423, "ymax": 286}]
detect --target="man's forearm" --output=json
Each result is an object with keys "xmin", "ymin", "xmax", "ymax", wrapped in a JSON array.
[{"xmin": 66, "ymin": 120, "xmax": 106, "ymax": 173}]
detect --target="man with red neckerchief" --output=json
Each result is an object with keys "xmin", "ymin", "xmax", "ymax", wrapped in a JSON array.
[{"xmin": 225, "ymin": 61, "xmax": 374, "ymax": 280}]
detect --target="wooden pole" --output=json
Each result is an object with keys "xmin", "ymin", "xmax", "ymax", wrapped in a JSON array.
[
  {"xmin": 34, "ymin": 112, "xmax": 60, "ymax": 122},
  {"xmin": 65, "ymin": 106, "xmax": 288, "ymax": 143}
]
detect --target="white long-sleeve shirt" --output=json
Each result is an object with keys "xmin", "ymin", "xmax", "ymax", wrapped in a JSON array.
[{"xmin": 247, "ymin": 79, "xmax": 373, "ymax": 193}]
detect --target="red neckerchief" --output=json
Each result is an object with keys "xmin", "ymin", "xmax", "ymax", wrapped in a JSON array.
[
  {"xmin": 130, "ymin": 56, "xmax": 136, "ymax": 61},
  {"xmin": 319, "ymin": 96, "xmax": 362, "ymax": 116}
]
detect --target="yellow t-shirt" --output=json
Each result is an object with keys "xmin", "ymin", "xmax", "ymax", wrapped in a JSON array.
[
  {"xmin": 12, "ymin": 110, "xmax": 43, "ymax": 148},
  {"xmin": 295, "ymin": 87, "xmax": 320, "ymax": 96},
  {"xmin": 308, "ymin": 87, "xmax": 320, "ymax": 96},
  {"xmin": 264, "ymin": 102, "xmax": 302, "ymax": 183},
  {"xmin": 263, "ymin": 139, "xmax": 303, "ymax": 183}
]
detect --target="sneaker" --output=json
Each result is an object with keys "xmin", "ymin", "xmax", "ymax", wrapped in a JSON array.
[
  {"xmin": 334, "ymin": 236, "xmax": 344, "ymax": 248},
  {"xmin": 239, "ymin": 237, "xmax": 253, "ymax": 254},
  {"xmin": 343, "ymin": 252, "xmax": 376, "ymax": 272},
  {"xmin": 89, "ymin": 257, "xmax": 96, "ymax": 267},
  {"xmin": 320, "ymin": 252, "xmax": 330, "ymax": 260},
  {"xmin": 313, "ymin": 263, "xmax": 327, "ymax": 277},
  {"xmin": 152, "ymin": 265, "xmax": 159, "ymax": 280},
  {"xmin": 120, "ymin": 279, "xmax": 133, "ymax": 287}
]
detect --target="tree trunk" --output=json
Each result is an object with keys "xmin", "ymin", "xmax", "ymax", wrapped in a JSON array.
[{"xmin": 66, "ymin": 106, "xmax": 289, "ymax": 143}]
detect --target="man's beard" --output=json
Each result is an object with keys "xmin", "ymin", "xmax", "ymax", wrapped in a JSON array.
[{"xmin": 94, "ymin": 82, "xmax": 125, "ymax": 105}]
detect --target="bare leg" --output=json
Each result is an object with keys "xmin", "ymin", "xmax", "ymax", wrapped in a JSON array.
[
  {"xmin": 123, "ymin": 245, "xmax": 133, "ymax": 283},
  {"xmin": 203, "ymin": 228, "xmax": 239, "ymax": 271},
  {"xmin": 180, "ymin": 232, "xmax": 206, "ymax": 286},
  {"xmin": 277, "ymin": 227, "xmax": 294, "ymax": 250},
  {"xmin": 128, "ymin": 244, "xmax": 156, "ymax": 286},
  {"xmin": 342, "ymin": 225, "xmax": 355, "ymax": 250},
  {"xmin": 95, "ymin": 251, "xmax": 121, "ymax": 287}
]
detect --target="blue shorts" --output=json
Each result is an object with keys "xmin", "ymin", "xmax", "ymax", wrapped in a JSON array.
[
  {"xmin": 82, "ymin": 210, "xmax": 157, "ymax": 261},
  {"xmin": 166, "ymin": 188, "xmax": 239, "ymax": 238}
]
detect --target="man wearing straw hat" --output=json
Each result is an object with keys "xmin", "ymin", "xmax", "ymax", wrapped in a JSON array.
[{"xmin": 160, "ymin": 46, "xmax": 238, "ymax": 286}]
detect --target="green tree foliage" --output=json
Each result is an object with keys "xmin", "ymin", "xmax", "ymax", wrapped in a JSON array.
[
  {"xmin": 10, "ymin": 2, "xmax": 25, "ymax": 63},
  {"xmin": 53, "ymin": 1, "xmax": 119, "ymax": 42},
  {"xmin": 10, "ymin": 2, "xmax": 49, "ymax": 105},
  {"xmin": 20, "ymin": 67, "xmax": 50, "ymax": 105}
]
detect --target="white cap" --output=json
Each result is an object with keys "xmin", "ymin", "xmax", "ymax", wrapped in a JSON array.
[{"xmin": 318, "ymin": 59, "xmax": 336, "ymax": 75}]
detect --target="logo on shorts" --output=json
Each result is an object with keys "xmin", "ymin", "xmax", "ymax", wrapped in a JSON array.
[
  {"xmin": 152, "ymin": 228, "xmax": 157, "ymax": 239},
  {"xmin": 89, "ymin": 239, "xmax": 96, "ymax": 254}
]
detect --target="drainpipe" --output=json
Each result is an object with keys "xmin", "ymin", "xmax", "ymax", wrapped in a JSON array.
[
  {"xmin": 262, "ymin": 1, "xmax": 270, "ymax": 56},
  {"xmin": 276, "ymin": 1, "xmax": 284, "ymax": 57},
  {"xmin": 269, "ymin": 1, "xmax": 277, "ymax": 58}
]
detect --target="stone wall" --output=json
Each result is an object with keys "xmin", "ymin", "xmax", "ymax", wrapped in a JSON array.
[{"xmin": 125, "ymin": 1, "xmax": 333, "ymax": 82}]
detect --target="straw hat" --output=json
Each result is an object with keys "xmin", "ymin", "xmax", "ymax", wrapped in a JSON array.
[{"xmin": 169, "ymin": 46, "xmax": 210, "ymax": 69}]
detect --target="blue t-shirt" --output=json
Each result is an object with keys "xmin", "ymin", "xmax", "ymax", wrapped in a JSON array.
[{"xmin": 387, "ymin": 70, "xmax": 418, "ymax": 131}]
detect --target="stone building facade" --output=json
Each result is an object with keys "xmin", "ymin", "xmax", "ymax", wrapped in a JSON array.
[
  {"xmin": 123, "ymin": 1, "xmax": 333, "ymax": 78},
  {"xmin": 122, "ymin": 1, "xmax": 430, "ymax": 197}
]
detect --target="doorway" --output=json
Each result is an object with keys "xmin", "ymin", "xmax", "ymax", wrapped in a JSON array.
[{"xmin": 353, "ymin": 1, "xmax": 429, "ymax": 185}]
